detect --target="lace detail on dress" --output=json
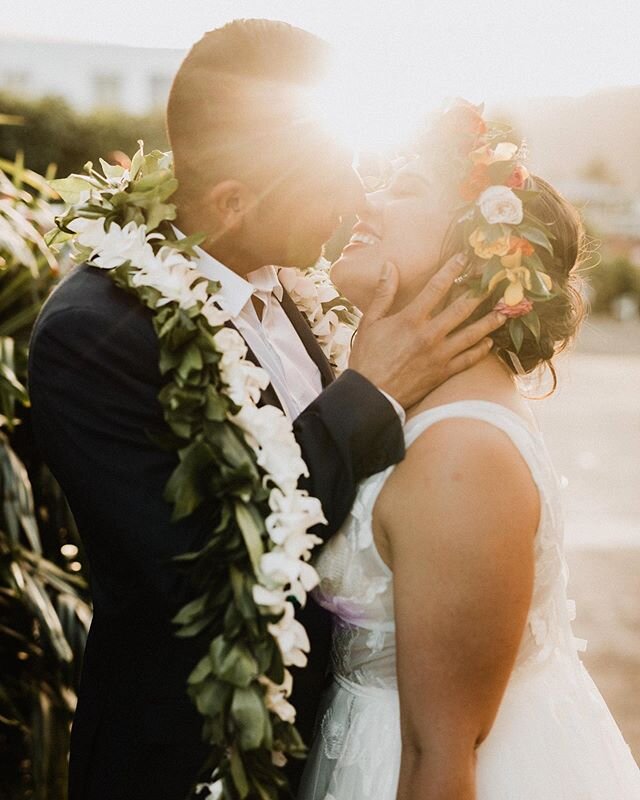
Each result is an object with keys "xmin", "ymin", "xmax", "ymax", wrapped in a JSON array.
[
  {"xmin": 321, "ymin": 706, "xmax": 348, "ymax": 760},
  {"xmin": 329, "ymin": 621, "xmax": 360, "ymax": 677}
]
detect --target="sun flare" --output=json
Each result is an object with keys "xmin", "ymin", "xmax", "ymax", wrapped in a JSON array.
[{"xmin": 307, "ymin": 49, "xmax": 437, "ymax": 155}]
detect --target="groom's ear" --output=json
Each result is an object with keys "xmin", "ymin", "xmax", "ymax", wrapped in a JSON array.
[{"xmin": 206, "ymin": 180, "xmax": 257, "ymax": 232}]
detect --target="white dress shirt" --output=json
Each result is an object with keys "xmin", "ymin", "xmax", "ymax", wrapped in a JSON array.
[
  {"xmin": 186, "ymin": 241, "xmax": 321, "ymax": 418},
  {"xmin": 178, "ymin": 231, "xmax": 405, "ymax": 423}
]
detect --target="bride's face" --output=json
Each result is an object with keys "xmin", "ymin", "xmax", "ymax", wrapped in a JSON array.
[{"xmin": 331, "ymin": 157, "xmax": 455, "ymax": 312}]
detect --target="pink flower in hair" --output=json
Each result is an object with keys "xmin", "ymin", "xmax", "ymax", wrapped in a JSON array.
[{"xmin": 494, "ymin": 298, "xmax": 534, "ymax": 318}]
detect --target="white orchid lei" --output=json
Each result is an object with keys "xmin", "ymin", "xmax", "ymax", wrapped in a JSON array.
[
  {"xmin": 279, "ymin": 261, "xmax": 361, "ymax": 376},
  {"xmin": 46, "ymin": 145, "xmax": 354, "ymax": 799}
]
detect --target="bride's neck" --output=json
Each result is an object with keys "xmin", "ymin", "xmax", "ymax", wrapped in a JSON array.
[{"xmin": 407, "ymin": 352, "xmax": 524, "ymax": 421}]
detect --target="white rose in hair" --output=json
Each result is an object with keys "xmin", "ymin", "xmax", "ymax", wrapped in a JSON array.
[
  {"xmin": 491, "ymin": 142, "xmax": 519, "ymax": 162},
  {"xmin": 478, "ymin": 185, "xmax": 524, "ymax": 225}
]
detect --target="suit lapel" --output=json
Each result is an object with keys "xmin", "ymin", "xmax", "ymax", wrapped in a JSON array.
[{"xmin": 278, "ymin": 289, "xmax": 335, "ymax": 388}]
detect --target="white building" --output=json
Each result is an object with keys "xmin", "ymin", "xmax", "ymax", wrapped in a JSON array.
[{"xmin": 0, "ymin": 37, "xmax": 185, "ymax": 113}]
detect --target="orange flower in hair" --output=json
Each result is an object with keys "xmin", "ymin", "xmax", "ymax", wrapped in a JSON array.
[
  {"xmin": 460, "ymin": 164, "xmax": 491, "ymax": 201},
  {"xmin": 509, "ymin": 237, "xmax": 535, "ymax": 257}
]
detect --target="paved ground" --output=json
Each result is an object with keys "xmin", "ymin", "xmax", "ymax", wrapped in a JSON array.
[{"xmin": 531, "ymin": 317, "xmax": 640, "ymax": 759}]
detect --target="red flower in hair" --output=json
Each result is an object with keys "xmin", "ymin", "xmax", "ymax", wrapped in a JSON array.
[
  {"xmin": 460, "ymin": 164, "xmax": 491, "ymax": 201},
  {"xmin": 436, "ymin": 103, "xmax": 488, "ymax": 156},
  {"xmin": 506, "ymin": 164, "xmax": 529, "ymax": 190}
]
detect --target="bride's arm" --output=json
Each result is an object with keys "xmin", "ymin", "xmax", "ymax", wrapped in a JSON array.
[{"xmin": 378, "ymin": 418, "xmax": 539, "ymax": 800}]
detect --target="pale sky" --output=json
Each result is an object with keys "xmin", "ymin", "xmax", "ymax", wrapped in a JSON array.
[{"xmin": 2, "ymin": 0, "xmax": 640, "ymax": 149}]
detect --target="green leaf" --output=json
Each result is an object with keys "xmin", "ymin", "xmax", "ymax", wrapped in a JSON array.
[
  {"xmin": 165, "ymin": 440, "xmax": 214, "ymax": 519},
  {"xmin": 172, "ymin": 592, "xmax": 208, "ymax": 626},
  {"xmin": 230, "ymin": 747, "xmax": 251, "ymax": 799},
  {"xmin": 204, "ymin": 387, "xmax": 228, "ymax": 422},
  {"xmin": 166, "ymin": 232, "xmax": 207, "ymax": 253},
  {"xmin": 523, "ymin": 251, "xmax": 546, "ymax": 273},
  {"xmin": 177, "ymin": 343, "xmax": 203, "ymax": 379},
  {"xmin": 219, "ymin": 424, "xmax": 256, "ymax": 472},
  {"xmin": 146, "ymin": 200, "xmax": 177, "ymax": 232},
  {"xmin": 481, "ymin": 223, "xmax": 508, "ymax": 244},
  {"xmin": 521, "ymin": 311, "xmax": 541, "ymax": 341},
  {"xmin": 480, "ymin": 256, "xmax": 505, "ymax": 291},
  {"xmin": 231, "ymin": 686, "xmax": 269, "ymax": 750},
  {"xmin": 132, "ymin": 168, "xmax": 174, "ymax": 192},
  {"xmin": 513, "ymin": 189, "xmax": 540, "ymax": 204},
  {"xmin": 529, "ymin": 269, "xmax": 553, "ymax": 297},
  {"xmin": 49, "ymin": 175, "xmax": 95, "ymax": 204},
  {"xmin": 235, "ymin": 502, "xmax": 265, "ymax": 575},
  {"xmin": 188, "ymin": 655, "xmax": 213, "ymax": 685},
  {"xmin": 129, "ymin": 144, "xmax": 145, "ymax": 180},
  {"xmin": 509, "ymin": 318, "xmax": 525, "ymax": 353},
  {"xmin": 209, "ymin": 637, "xmax": 259, "ymax": 688},
  {"xmin": 194, "ymin": 679, "xmax": 223, "ymax": 717},
  {"xmin": 173, "ymin": 615, "xmax": 213, "ymax": 638},
  {"xmin": 0, "ymin": 361, "xmax": 28, "ymax": 398},
  {"xmin": 99, "ymin": 158, "xmax": 128, "ymax": 182},
  {"xmin": 44, "ymin": 227, "xmax": 73, "ymax": 249},
  {"xmin": 230, "ymin": 565, "xmax": 259, "ymax": 622},
  {"xmin": 517, "ymin": 224, "xmax": 554, "ymax": 254}
]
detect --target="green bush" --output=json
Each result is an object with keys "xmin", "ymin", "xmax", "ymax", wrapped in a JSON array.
[
  {"xmin": 589, "ymin": 257, "xmax": 640, "ymax": 314},
  {"xmin": 0, "ymin": 155, "xmax": 91, "ymax": 800},
  {"xmin": 0, "ymin": 92, "xmax": 168, "ymax": 178}
]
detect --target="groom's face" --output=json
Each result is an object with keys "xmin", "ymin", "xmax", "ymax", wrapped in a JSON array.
[{"xmin": 247, "ymin": 140, "xmax": 366, "ymax": 268}]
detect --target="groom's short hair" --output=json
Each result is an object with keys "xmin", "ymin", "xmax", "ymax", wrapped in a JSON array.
[{"xmin": 167, "ymin": 19, "xmax": 330, "ymax": 200}]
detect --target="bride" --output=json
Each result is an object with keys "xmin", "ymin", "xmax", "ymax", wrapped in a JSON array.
[{"xmin": 298, "ymin": 103, "xmax": 640, "ymax": 799}]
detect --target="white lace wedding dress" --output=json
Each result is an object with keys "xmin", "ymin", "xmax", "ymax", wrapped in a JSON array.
[{"xmin": 298, "ymin": 401, "xmax": 640, "ymax": 800}]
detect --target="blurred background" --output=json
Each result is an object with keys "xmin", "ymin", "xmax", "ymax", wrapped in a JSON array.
[{"xmin": 0, "ymin": 1, "xmax": 638, "ymax": 797}]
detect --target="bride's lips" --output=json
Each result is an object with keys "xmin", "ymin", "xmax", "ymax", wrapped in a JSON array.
[{"xmin": 342, "ymin": 221, "xmax": 382, "ymax": 254}]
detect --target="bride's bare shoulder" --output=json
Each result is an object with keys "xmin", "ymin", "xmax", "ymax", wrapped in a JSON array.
[{"xmin": 374, "ymin": 412, "xmax": 540, "ymax": 559}]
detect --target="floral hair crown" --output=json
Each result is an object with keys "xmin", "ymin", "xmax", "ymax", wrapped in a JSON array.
[{"xmin": 431, "ymin": 100, "xmax": 557, "ymax": 357}]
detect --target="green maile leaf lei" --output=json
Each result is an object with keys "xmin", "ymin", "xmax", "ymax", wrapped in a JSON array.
[{"xmin": 48, "ymin": 144, "xmax": 355, "ymax": 799}]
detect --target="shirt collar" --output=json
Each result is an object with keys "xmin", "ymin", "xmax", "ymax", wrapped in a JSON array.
[
  {"xmin": 172, "ymin": 227, "xmax": 283, "ymax": 317},
  {"xmin": 246, "ymin": 265, "xmax": 284, "ymax": 302}
]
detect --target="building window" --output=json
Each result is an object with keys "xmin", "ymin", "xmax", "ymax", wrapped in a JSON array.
[
  {"xmin": 149, "ymin": 74, "xmax": 171, "ymax": 109},
  {"xmin": 93, "ymin": 73, "xmax": 123, "ymax": 108}
]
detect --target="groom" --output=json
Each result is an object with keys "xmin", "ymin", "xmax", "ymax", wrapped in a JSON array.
[{"xmin": 28, "ymin": 19, "xmax": 503, "ymax": 800}]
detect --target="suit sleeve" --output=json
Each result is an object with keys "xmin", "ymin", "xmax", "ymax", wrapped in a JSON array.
[
  {"xmin": 28, "ymin": 303, "xmax": 210, "ymax": 613},
  {"xmin": 293, "ymin": 369, "xmax": 405, "ymax": 540},
  {"xmin": 30, "ymin": 299, "xmax": 404, "ymax": 611}
]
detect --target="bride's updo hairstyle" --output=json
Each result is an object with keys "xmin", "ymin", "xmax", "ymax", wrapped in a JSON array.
[
  {"xmin": 490, "ymin": 177, "xmax": 586, "ymax": 374},
  {"xmin": 424, "ymin": 102, "xmax": 587, "ymax": 387}
]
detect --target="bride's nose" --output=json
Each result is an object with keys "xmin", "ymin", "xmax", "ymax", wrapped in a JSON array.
[{"xmin": 358, "ymin": 191, "xmax": 385, "ymax": 225}]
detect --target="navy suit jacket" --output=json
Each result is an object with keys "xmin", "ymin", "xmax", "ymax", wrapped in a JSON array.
[{"xmin": 28, "ymin": 265, "xmax": 405, "ymax": 800}]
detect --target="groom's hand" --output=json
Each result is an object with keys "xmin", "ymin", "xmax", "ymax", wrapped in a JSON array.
[{"xmin": 348, "ymin": 255, "xmax": 507, "ymax": 410}]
